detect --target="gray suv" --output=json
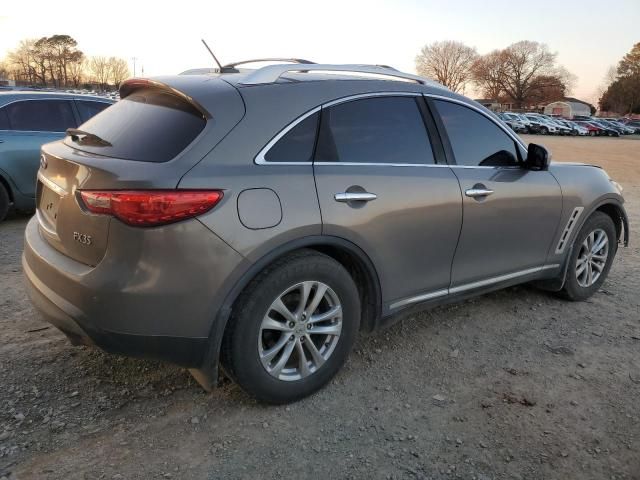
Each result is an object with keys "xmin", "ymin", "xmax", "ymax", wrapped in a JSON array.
[{"xmin": 23, "ymin": 63, "xmax": 629, "ymax": 404}]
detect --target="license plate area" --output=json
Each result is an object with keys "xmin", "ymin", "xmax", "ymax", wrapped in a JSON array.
[{"xmin": 38, "ymin": 182, "xmax": 61, "ymax": 231}]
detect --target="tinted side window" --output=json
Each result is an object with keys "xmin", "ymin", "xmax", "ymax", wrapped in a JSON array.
[
  {"xmin": 264, "ymin": 112, "xmax": 319, "ymax": 163},
  {"xmin": 76, "ymin": 100, "xmax": 111, "ymax": 123},
  {"xmin": 0, "ymin": 108, "xmax": 8, "ymax": 130},
  {"xmin": 434, "ymin": 100, "xmax": 519, "ymax": 167},
  {"xmin": 316, "ymin": 96, "xmax": 435, "ymax": 165},
  {"xmin": 7, "ymin": 100, "xmax": 76, "ymax": 132}
]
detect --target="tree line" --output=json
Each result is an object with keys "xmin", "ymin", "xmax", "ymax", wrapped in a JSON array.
[
  {"xmin": 599, "ymin": 42, "xmax": 640, "ymax": 114},
  {"xmin": 0, "ymin": 35, "xmax": 130, "ymax": 91},
  {"xmin": 415, "ymin": 40, "xmax": 576, "ymax": 109}
]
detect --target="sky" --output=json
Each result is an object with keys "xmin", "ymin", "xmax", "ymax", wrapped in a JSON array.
[{"xmin": 1, "ymin": 0, "xmax": 638, "ymax": 104}]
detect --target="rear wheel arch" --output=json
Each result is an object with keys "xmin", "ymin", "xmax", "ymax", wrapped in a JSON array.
[
  {"xmin": 191, "ymin": 236, "xmax": 383, "ymax": 389},
  {"xmin": 0, "ymin": 171, "xmax": 14, "ymax": 203}
]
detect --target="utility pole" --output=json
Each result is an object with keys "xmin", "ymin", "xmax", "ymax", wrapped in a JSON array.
[{"xmin": 131, "ymin": 57, "xmax": 137, "ymax": 77}]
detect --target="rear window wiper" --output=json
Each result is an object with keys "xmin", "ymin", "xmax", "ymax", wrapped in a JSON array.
[{"xmin": 66, "ymin": 128, "xmax": 112, "ymax": 147}]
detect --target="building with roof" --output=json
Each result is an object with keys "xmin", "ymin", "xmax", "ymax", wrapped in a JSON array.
[{"xmin": 543, "ymin": 98, "xmax": 595, "ymax": 118}]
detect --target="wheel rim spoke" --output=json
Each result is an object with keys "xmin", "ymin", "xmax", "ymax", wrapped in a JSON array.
[
  {"xmin": 304, "ymin": 335, "xmax": 326, "ymax": 368},
  {"xmin": 309, "ymin": 305, "xmax": 342, "ymax": 324},
  {"xmin": 271, "ymin": 298, "xmax": 297, "ymax": 323},
  {"xmin": 261, "ymin": 315, "xmax": 292, "ymax": 332},
  {"xmin": 261, "ymin": 334, "xmax": 291, "ymax": 363},
  {"xmin": 295, "ymin": 282, "xmax": 313, "ymax": 318},
  {"xmin": 305, "ymin": 283, "xmax": 328, "ymax": 319},
  {"xmin": 295, "ymin": 339, "xmax": 311, "ymax": 378},
  {"xmin": 269, "ymin": 339, "xmax": 296, "ymax": 377},
  {"xmin": 308, "ymin": 322, "xmax": 342, "ymax": 336}
]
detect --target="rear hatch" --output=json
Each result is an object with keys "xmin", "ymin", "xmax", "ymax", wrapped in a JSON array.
[{"xmin": 36, "ymin": 76, "xmax": 245, "ymax": 266}]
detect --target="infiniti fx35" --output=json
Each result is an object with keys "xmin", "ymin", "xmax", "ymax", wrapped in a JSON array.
[{"xmin": 23, "ymin": 63, "xmax": 628, "ymax": 403}]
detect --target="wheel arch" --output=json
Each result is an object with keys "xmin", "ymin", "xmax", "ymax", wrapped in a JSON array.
[
  {"xmin": 0, "ymin": 169, "xmax": 14, "ymax": 203},
  {"xmin": 191, "ymin": 235, "xmax": 383, "ymax": 389}
]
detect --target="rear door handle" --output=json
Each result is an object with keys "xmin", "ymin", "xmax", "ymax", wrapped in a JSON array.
[
  {"xmin": 465, "ymin": 188, "xmax": 494, "ymax": 198},
  {"xmin": 334, "ymin": 192, "xmax": 377, "ymax": 203}
]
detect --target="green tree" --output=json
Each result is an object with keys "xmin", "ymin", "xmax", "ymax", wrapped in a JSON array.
[{"xmin": 600, "ymin": 42, "xmax": 640, "ymax": 114}]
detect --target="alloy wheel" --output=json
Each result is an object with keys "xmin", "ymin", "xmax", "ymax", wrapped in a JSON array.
[
  {"xmin": 575, "ymin": 228, "xmax": 609, "ymax": 288},
  {"xmin": 258, "ymin": 281, "xmax": 343, "ymax": 381}
]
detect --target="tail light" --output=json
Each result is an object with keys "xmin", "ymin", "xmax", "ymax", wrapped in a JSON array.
[{"xmin": 79, "ymin": 190, "xmax": 223, "ymax": 227}]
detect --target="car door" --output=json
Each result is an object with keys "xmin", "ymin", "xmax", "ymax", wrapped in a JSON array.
[
  {"xmin": 312, "ymin": 94, "xmax": 462, "ymax": 310},
  {"xmin": 0, "ymin": 99, "xmax": 77, "ymax": 197},
  {"xmin": 429, "ymin": 98, "xmax": 563, "ymax": 290}
]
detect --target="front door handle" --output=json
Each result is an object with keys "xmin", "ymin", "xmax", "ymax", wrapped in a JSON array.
[
  {"xmin": 334, "ymin": 192, "xmax": 377, "ymax": 203},
  {"xmin": 465, "ymin": 188, "xmax": 494, "ymax": 198}
]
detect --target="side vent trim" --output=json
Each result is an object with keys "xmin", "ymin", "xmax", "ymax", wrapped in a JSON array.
[{"xmin": 555, "ymin": 207, "xmax": 584, "ymax": 254}]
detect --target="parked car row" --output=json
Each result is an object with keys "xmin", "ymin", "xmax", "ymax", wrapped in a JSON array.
[{"xmin": 497, "ymin": 111, "xmax": 638, "ymax": 137}]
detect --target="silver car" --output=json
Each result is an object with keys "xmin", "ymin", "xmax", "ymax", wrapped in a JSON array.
[{"xmin": 23, "ymin": 62, "xmax": 629, "ymax": 403}]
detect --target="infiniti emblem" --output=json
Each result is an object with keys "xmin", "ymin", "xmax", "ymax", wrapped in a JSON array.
[{"xmin": 40, "ymin": 155, "xmax": 48, "ymax": 170}]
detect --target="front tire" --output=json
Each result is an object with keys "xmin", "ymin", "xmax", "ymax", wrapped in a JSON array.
[
  {"xmin": 221, "ymin": 250, "xmax": 361, "ymax": 404},
  {"xmin": 560, "ymin": 212, "xmax": 617, "ymax": 301},
  {"xmin": 0, "ymin": 183, "xmax": 10, "ymax": 223}
]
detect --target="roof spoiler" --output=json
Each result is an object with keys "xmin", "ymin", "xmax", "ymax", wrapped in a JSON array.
[{"xmin": 119, "ymin": 78, "xmax": 212, "ymax": 119}]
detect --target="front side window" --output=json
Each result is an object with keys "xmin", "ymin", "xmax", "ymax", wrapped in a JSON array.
[
  {"xmin": 315, "ymin": 96, "xmax": 435, "ymax": 165},
  {"xmin": 264, "ymin": 112, "xmax": 319, "ymax": 163},
  {"xmin": 434, "ymin": 100, "xmax": 520, "ymax": 167},
  {"xmin": 6, "ymin": 100, "xmax": 76, "ymax": 132}
]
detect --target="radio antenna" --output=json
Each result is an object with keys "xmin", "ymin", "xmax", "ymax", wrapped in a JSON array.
[{"xmin": 201, "ymin": 39, "xmax": 223, "ymax": 72}]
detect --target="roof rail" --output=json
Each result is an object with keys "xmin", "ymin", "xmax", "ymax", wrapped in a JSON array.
[
  {"xmin": 223, "ymin": 58, "xmax": 315, "ymax": 69},
  {"xmin": 238, "ymin": 64, "xmax": 442, "ymax": 87}
]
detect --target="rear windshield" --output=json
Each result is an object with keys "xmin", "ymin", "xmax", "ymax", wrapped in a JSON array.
[{"xmin": 64, "ymin": 89, "xmax": 206, "ymax": 162}]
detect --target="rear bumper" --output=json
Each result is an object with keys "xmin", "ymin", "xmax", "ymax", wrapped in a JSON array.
[
  {"xmin": 23, "ymin": 263, "xmax": 208, "ymax": 365},
  {"xmin": 23, "ymin": 215, "xmax": 248, "ymax": 367}
]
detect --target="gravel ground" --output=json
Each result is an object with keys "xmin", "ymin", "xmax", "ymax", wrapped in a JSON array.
[{"xmin": 1, "ymin": 135, "xmax": 639, "ymax": 480}]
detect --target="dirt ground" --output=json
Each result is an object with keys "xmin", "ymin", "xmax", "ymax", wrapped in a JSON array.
[{"xmin": 1, "ymin": 135, "xmax": 639, "ymax": 480}]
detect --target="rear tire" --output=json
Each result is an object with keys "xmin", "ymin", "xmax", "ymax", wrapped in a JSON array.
[
  {"xmin": 221, "ymin": 249, "xmax": 361, "ymax": 404},
  {"xmin": 0, "ymin": 183, "xmax": 10, "ymax": 223},
  {"xmin": 560, "ymin": 212, "xmax": 617, "ymax": 301},
  {"xmin": 540, "ymin": 127, "xmax": 548, "ymax": 135}
]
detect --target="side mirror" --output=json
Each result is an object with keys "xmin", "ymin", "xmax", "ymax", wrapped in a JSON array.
[{"xmin": 526, "ymin": 143, "xmax": 550, "ymax": 171}]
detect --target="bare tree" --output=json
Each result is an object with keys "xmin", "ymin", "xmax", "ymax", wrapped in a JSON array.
[
  {"xmin": 415, "ymin": 41, "xmax": 478, "ymax": 93},
  {"xmin": 88, "ymin": 56, "xmax": 110, "ymax": 90},
  {"xmin": 107, "ymin": 57, "xmax": 130, "ymax": 88},
  {"xmin": 472, "ymin": 50, "xmax": 505, "ymax": 99},
  {"xmin": 497, "ymin": 41, "xmax": 558, "ymax": 108}
]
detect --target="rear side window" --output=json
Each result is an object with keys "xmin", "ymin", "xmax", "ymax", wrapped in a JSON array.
[
  {"xmin": 315, "ymin": 96, "xmax": 435, "ymax": 165},
  {"xmin": 264, "ymin": 112, "xmax": 319, "ymax": 163},
  {"xmin": 65, "ymin": 89, "xmax": 206, "ymax": 162},
  {"xmin": 76, "ymin": 100, "xmax": 111, "ymax": 123},
  {"xmin": 434, "ymin": 100, "xmax": 520, "ymax": 167},
  {"xmin": 0, "ymin": 108, "xmax": 8, "ymax": 130},
  {"xmin": 6, "ymin": 100, "xmax": 76, "ymax": 132}
]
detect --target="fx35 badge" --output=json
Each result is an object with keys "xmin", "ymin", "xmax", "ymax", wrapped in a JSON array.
[{"xmin": 73, "ymin": 232, "xmax": 92, "ymax": 246}]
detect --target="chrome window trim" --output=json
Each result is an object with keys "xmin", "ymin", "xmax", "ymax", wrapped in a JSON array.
[
  {"xmin": 425, "ymin": 93, "xmax": 528, "ymax": 152},
  {"xmin": 255, "ymin": 92, "xmax": 423, "ymax": 166},
  {"xmin": 254, "ymin": 106, "xmax": 321, "ymax": 165},
  {"xmin": 255, "ymin": 91, "xmax": 528, "ymax": 167},
  {"xmin": 389, "ymin": 264, "xmax": 560, "ymax": 310}
]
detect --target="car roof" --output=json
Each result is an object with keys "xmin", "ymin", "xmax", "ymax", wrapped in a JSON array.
[{"xmin": 0, "ymin": 91, "xmax": 114, "ymax": 106}]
